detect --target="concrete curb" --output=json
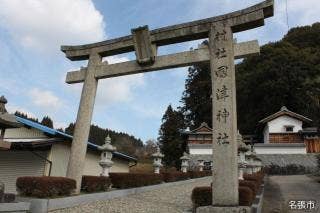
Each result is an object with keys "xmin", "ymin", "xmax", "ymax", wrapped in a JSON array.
[
  {"xmin": 0, "ymin": 202, "xmax": 30, "ymax": 212},
  {"xmin": 17, "ymin": 177, "xmax": 210, "ymax": 213},
  {"xmin": 251, "ymin": 179, "xmax": 265, "ymax": 213}
]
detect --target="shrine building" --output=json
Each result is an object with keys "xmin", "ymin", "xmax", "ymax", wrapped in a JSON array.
[
  {"xmin": 183, "ymin": 122, "xmax": 213, "ymax": 170},
  {"xmin": 255, "ymin": 106, "xmax": 320, "ymax": 154},
  {"xmin": 183, "ymin": 106, "xmax": 319, "ymax": 170}
]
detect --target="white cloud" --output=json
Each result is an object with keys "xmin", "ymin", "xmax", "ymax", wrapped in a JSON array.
[
  {"xmin": 0, "ymin": 0, "xmax": 105, "ymax": 52},
  {"xmin": 54, "ymin": 121, "xmax": 67, "ymax": 130},
  {"xmin": 285, "ymin": 0, "xmax": 320, "ymax": 26},
  {"xmin": 66, "ymin": 55, "xmax": 145, "ymax": 107},
  {"xmin": 29, "ymin": 88, "xmax": 62, "ymax": 110},
  {"xmin": 103, "ymin": 55, "xmax": 130, "ymax": 64},
  {"xmin": 97, "ymin": 56, "xmax": 145, "ymax": 106},
  {"xmin": 130, "ymin": 104, "xmax": 164, "ymax": 119},
  {"xmin": 96, "ymin": 74, "xmax": 145, "ymax": 107}
]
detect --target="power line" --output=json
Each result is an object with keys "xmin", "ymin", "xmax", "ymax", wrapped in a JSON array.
[{"xmin": 285, "ymin": 0, "xmax": 289, "ymax": 30}]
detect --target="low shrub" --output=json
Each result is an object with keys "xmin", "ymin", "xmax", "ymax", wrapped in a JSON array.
[
  {"xmin": 256, "ymin": 170, "xmax": 265, "ymax": 178},
  {"xmin": 160, "ymin": 167, "xmax": 178, "ymax": 173},
  {"xmin": 81, "ymin": 176, "xmax": 111, "ymax": 192},
  {"xmin": 110, "ymin": 173, "xmax": 163, "ymax": 189},
  {"xmin": 191, "ymin": 186, "xmax": 255, "ymax": 209},
  {"xmin": 239, "ymin": 180, "xmax": 258, "ymax": 196},
  {"xmin": 16, "ymin": 176, "xmax": 76, "ymax": 198},
  {"xmin": 239, "ymin": 186, "xmax": 254, "ymax": 206},
  {"xmin": 162, "ymin": 172, "xmax": 189, "ymax": 182},
  {"xmin": 188, "ymin": 171, "xmax": 211, "ymax": 179},
  {"xmin": 188, "ymin": 171, "xmax": 201, "ymax": 179},
  {"xmin": 191, "ymin": 187, "xmax": 212, "ymax": 209},
  {"xmin": 243, "ymin": 173, "xmax": 263, "ymax": 186},
  {"xmin": 3, "ymin": 193, "xmax": 15, "ymax": 203}
]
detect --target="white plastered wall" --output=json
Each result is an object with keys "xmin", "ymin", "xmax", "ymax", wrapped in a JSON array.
[
  {"xmin": 268, "ymin": 115, "xmax": 302, "ymax": 133},
  {"xmin": 254, "ymin": 146, "xmax": 306, "ymax": 154},
  {"xmin": 189, "ymin": 148, "xmax": 212, "ymax": 155}
]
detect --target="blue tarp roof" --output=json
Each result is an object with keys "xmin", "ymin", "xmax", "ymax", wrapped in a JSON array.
[{"xmin": 15, "ymin": 116, "xmax": 137, "ymax": 162}]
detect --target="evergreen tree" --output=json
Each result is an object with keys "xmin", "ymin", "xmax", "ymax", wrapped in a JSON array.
[
  {"xmin": 158, "ymin": 105, "xmax": 186, "ymax": 168},
  {"xmin": 180, "ymin": 61, "xmax": 211, "ymax": 129},
  {"xmin": 14, "ymin": 111, "xmax": 39, "ymax": 123},
  {"xmin": 41, "ymin": 116, "xmax": 53, "ymax": 128},
  {"xmin": 56, "ymin": 128, "xmax": 64, "ymax": 132},
  {"xmin": 65, "ymin": 123, "xmax": 75, "ymax": 135}
]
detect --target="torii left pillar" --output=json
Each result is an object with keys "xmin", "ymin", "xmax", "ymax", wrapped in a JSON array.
[{"xmin": 66, "ymin": 53, "xmax": 103, "ymax": 193}]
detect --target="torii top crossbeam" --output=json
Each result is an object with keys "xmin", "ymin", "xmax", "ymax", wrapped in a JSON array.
[{"xmin": 61, "ymin": 0, "xmax": 273, "ymax": 61}]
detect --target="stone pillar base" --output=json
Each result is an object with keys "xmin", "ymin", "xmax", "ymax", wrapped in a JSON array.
[{"xmin": 196, "ymin": 206, "xmax": 251, "ymax": 213}]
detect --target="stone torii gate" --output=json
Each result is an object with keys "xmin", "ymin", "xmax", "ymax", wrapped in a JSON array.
[{"xmin": 61, "ymin": 0, "xmax": 273, "ymax": 209}]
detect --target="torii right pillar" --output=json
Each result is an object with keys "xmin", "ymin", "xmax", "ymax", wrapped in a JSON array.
[
  {"xmin": 205, "ymin": 4, "xmax": 273, "ymax": 213},
  {"xmin": 210, "ymin": 22, "xmax": 239, "ymax": 207}
]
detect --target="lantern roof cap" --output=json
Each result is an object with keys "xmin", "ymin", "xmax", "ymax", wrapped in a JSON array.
[
  {"xmin": 98, "ymin": 134, "xmax": 116, "ymax": 152},
  {"xmin": 180, "ymin": 152, "xmax": 191, "ymax": 160},
  {"xmin": 152, "ymin": 146, "xmax": 164, "ymax": 158}
]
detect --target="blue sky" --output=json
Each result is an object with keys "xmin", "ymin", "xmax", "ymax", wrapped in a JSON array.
[{"xmin": 0, "ymin": 0, "xmax": 319, "ymax": 142}]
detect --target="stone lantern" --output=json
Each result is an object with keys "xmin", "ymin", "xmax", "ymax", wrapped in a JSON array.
[
  {"xmin": 0, "ymin": 96, "xmax": 22, "ymax": 149},
  {"xmin": 98, "ymin": 135, "xmax": 116, "ymax": 177},
  {"xmin": 257, "ymin": 158, "xmax": 262, "ymax": 172},
  {"xmin": 180, "ymin": 152, "xmax": 190, "ymax": 173},
  {"xmin": 245, "ymin": 149, "xmax": 256, "ymax": 174},
  {"xmin": 151, "ymin": 146, "xmax": 164, "ymax": 174},
  {"xmin": 253, "ymin": 157, "xmax": 262, "ymax": 173},
  {"xmin": 198, "ymin": 159, "xmax": 205, "ymax": 172},
  {"xmin": 237, "ymin": 131, "xmax": 249, "ymax": 180}
]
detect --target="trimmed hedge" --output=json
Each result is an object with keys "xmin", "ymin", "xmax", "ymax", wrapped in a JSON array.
[
  {"xmin": 191, "ymin": 187, "xmax": 212, "ymax": 209},
  {"xmin": 3, "ymin": 193, "xmax": 15, "ymax": 203},
  {"xmin": 81, "ymin": 176, "xmax": 111, "ymax": 192},
  {"xmin": 191, "ymin": 186, "xmax": 255, "ymax": 209},
  {"xmin": 239, "ymin": 186, "xmax": 254, "ymax": 206},
  {"xmin": 188, "ymin": 171, "xmax": 211, "ymax": 179},
  {"xmin": 16, "ymin": 176, "xmax": 76, "ymax": 198},
  {"xmin": 15, "ymin": 171, "xmax": 213, "ymax": 198},
  {"xmin": 109, "ymin": 173, "xmax": 163, "ymax": 189},
  {"xmin": 243, "ymin": 173, "xmax": 263, "ymax": 186},
  {"xmin": 239, "ymin": 180, "xmax": 258, "ymax": 197},
  {"xmin": 162, "ymin": 172, "xmax": 189, "ymax": 182}
]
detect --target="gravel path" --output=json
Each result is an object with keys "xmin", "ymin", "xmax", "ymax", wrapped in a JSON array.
[
  {"xmin": 50, "ymin": 177, "xmax": 211, "ymax": 213},
  {"xmin": 262, "ymin": 175, "xmax": 320, "ymax": 213}
]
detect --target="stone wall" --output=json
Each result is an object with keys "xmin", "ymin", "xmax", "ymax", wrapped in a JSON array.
[
  {"xmin": 257, "ymin": 154, "xmax": 318, "ymax": 172},
  {"xmin": 189, "ymin": 153, "xmax": 319, "ymax": 173}
]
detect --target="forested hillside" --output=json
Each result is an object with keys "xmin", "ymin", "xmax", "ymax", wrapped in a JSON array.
[
  {"xmin": 14, "ymin": 111, "xmax": 146, "ymax": 157},
  {"xmin": 237, "ymin": 23, "xmax": 320, "ymax": 134},
  {"xmin": 65, "ymin": 123, "xmax": 144, "ymax": 157}
]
